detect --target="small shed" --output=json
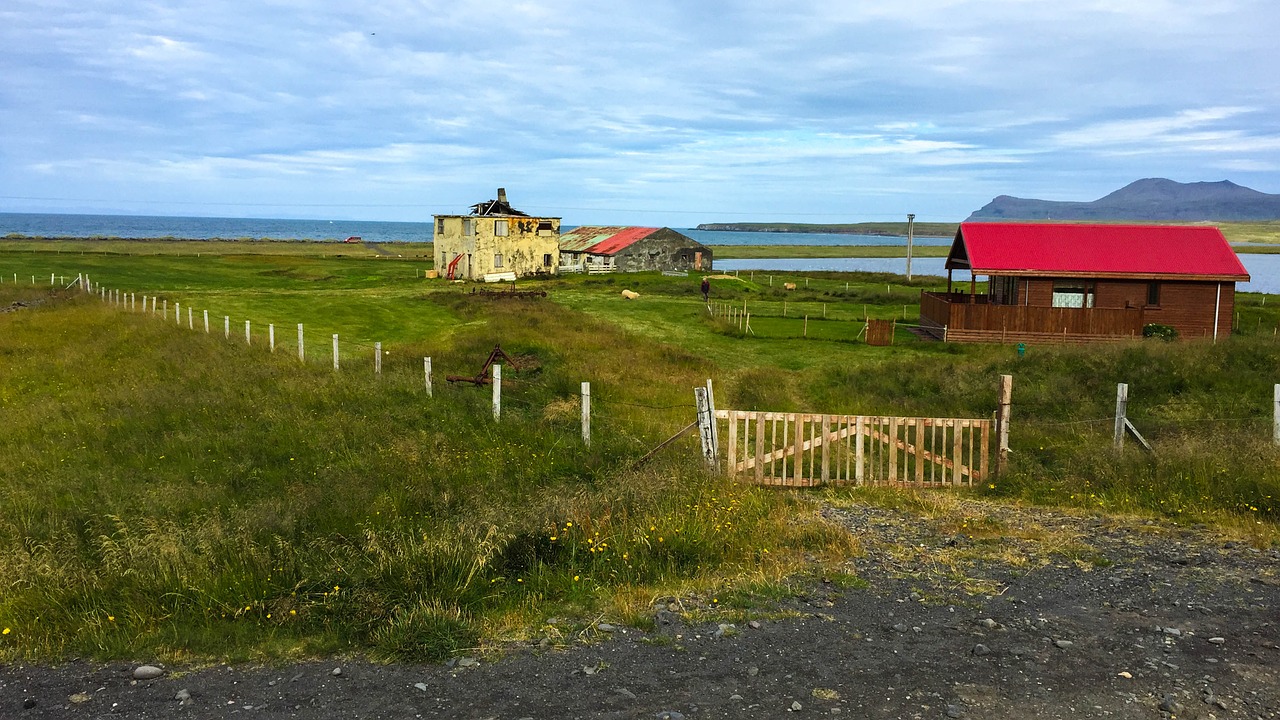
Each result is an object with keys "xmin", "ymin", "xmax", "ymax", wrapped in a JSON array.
[
  {"xmin": 559, "ymin": 227, "xmax": 712, "ymax": 274},
  {"xmin": 919, "ymin": 222, "xmax": 1250, "ymax": 343}
]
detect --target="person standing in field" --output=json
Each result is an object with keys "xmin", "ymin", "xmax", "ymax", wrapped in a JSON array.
[{"xmin": 701, "ymin": 276, "xmax": 710, "ymax": 303}]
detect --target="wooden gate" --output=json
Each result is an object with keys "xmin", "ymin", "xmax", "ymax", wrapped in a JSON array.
[{"xmin": 715, "ymin": 410, "xmax": 990, "ymax": 487}]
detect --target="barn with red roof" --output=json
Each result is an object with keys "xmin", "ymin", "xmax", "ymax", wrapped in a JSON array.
[
  {"xmin": 919, "ymin": 222, "xmax": 1249, "ymax": 343},
  {"xmin": 559, "ymin": 226, "xmax": 712, "ymax": 274}
]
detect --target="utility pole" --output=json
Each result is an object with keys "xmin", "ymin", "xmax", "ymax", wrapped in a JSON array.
[{"xmin": 906, "ymin": 213, "xmax": 916, "ymax": 281}]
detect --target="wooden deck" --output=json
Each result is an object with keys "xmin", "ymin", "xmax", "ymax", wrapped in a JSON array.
[{"xmin": 920, "ymin": 291, "xmax": 1144, "ymax": 343}]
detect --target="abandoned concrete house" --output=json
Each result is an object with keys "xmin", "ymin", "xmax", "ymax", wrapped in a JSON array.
[
  {"xmin": 558, "ymin": 226, "xmax": 713, "ymax": 274},
  {"xmin": 433, "ymin": 189, "xmax": 561, "ymax": 280}
]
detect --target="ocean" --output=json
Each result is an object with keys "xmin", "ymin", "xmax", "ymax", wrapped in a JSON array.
[
  {"xmin": 0, "ymin": 212, "xmax": 951, "ymax": 247},
  {"xmin": 2, "ymin": 212, "xmax": 1274, "ymax": 292}
]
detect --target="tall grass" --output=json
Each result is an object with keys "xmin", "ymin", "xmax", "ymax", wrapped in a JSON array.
[{"xmin": 0, "ymin": 288, "xmax": 849, "ymax": 662}]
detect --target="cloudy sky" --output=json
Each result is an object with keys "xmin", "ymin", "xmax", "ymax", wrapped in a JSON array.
[{"xmin": 1, "ymin": 0, "xmax": 1278, "ymax": 225}]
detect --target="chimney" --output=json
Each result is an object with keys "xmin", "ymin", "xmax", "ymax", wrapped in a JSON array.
[{"xmin": 497, "ymin": 188, "xmax": 507, "ymax": 204}]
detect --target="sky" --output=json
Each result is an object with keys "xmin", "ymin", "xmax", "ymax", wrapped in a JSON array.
[{"xmin": 1, "ymin": 0, "xmax": 1278, "ymax": 226}]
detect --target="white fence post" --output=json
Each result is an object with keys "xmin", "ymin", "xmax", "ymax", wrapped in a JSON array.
[
  {"xmin": 997, "ymin": 374, "xmax": 1012, "ymax": 474},
  {"xmin": 492, "ymin": 364, "xmax": 502, "ymax": 420},
  {"xmin": 375, "ymin": 342, "xmax": 382, "ymax": 374},
  {"xmin": 188, "ymin": 307, "xmax": 193, "ymax": 330},
  {"xmin": 581, "ymin": 381, "xmax": 591, "ymax": 446},
  {"xmin": 175, "ymin": 302, "xmax": 181, "ymax": 326},
  {"xmin": 332, "ymin": 334, "xmax": 339, "ymax": 370},
  {"xmin": 1274, "ymin": 384, "xmax": 1279, "ymax": 447},
  {"xmin": 695, "ymin": 386, "xmax": 718, "ymax": 470},
  {"xmin": 269, "ymin": 324, "xmax": 275, "ymax": 352},
  {"xmin": 1114, "ymin": 383, "xmax": 1128, "ymax": 450},
  {"xmin": 245, "ymin": 320, "xmax": 251, "ymax": 344},
  {"xmin": 297, "ymin": 324, "xmax": 305, "ymax": 362},
  {"xmin": 203, "ymin": 310, "xmax": 209, "ymax": 334},
  {"xmin": 224, "ymin": 316, "xmax": 230, "ymax": 339},
  {"xmin": 705, "ymin": 378, "xmax": 719, "ymax": 460},
  {"xmin": 424, "ymin": 357, "xmax": 433, "ymax": 397}
]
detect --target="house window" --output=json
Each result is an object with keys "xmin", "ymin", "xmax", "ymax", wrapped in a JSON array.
[
  {"xmin": 462, "ymin": 219, "xmax": 475, "ymax": 237},
  {"xmin": 494, "ymin": 220, "xmax": 509, "ymax": 237},
  {"xmin": 537, "ymin": 220, "xmax": 554, "ymax": 236},
  {"xmin": 435, "ymin": 218, "xmax": 444, "ymax": 234},
  {"xmin": 991, "ymin": 276, "xmax": 1018, "ymax": 305},
  {"xmin": 1147, "ymin": 282, "xmax": 1161, "ymax": 306},
  {"xmin": 1051, "ymin": 282, "xmax": 1094, "ymax": 308},
  {"xmin": 543, "ymin": 253, "xmax": 553, "ymax": 267},
  {"xmin": 494, "ymin": 253, "xmax": 504, "ymax": 268}
]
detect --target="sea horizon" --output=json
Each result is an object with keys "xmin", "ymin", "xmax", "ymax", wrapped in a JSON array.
[{"xmin": 0, "ymin": 211, "xmax": 949, "ymax": 247}]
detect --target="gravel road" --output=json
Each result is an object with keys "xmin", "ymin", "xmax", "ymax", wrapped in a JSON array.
[{"xmin": 4, "ymin": 499, "xmax": 1277, "ymax": 719}]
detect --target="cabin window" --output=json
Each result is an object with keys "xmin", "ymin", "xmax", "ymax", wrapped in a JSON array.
[
  {"xmin": 991, "ymin": 276, "xmax": 1018, "ymax": 305},
  {"xmin": 494, "ymin": 220, "xmax": 509, "ymax": 237},
  {"xmin": 1051, "ymin": 282, "xmax": 1094, "ymax": 308},
  {"xmin": 543, "ymin": 253, "xmax": 553, "ymax": 267},
  {"xmin": 1147, "ymin": 282, "xmax": 1161, "ymax": 306},
  {"xmin": 493, "ymin": 253, "xmax": 504, "ymax": 268},
  {"xmin": 462, "ymin": 219, "xmax": 475, "ymax": 237}
]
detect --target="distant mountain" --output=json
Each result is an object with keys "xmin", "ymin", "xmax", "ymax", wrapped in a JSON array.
[{"xmin": 967, "ymin": 179, "xmax": 1280, "ymax": 222}]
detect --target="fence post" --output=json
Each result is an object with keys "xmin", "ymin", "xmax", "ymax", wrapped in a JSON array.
[
  {"xmin": 1274, "ymin": 384, "xmax": 1279, "ymax": 446},
  {"xmin": 1114, "ymin": 383, "xmax": 1128, "ymax": 450},
  {"xmin": 175, "ymin": 302, "xmax": 181, "ymax": 326},
  {"xmin": 375, "ymin": 342, "xmax": 382, "ymax": 374},
  {"xmin": 245, "ymin": 320, "xmax": 251, "ymax": 345},
  {"xmin": 188, "ymin": 307, "xmax": 193, "ymax": 330},
  {"xmin": 424, "ymin": 357, "xmax": 433, "ymax": 397},
  {"xmin": 705, "ymin": 378, "xmax": 720, "ymax": 463},
  {"xmin": 581, "ymin": 381, "xmax": 591, "ymax": 446},
  {"xmin": 695, "ymin": 386, "xmax": 718, "ymax": 470},
  {"xmin": 204, "ymin": 310, "xmax": 209, "ymax": 334},
  {"xmin": 163, "ymin": 299, "xmax": 168, "ymax": 320},
  {"xmin": 492, "ymin": 364, "xmax": 502, "ymax": 420},
  {"xmin": 996, "ymin": 374, "xmax": 1012, "ymax": 474},
  {"xmin": 298, "ymin": 324, "xmax": 305, "ymax": 362},
  {"xmin": 224, "ymin": 316, "xmax": 230, "ymax": 339},
  {"xmin": 332, "ymin": 334, "xmax": 339, "ymax": 370},
  {"xmin": 269, "ymin": 324, "xmax": 275, "ymax": 352}
]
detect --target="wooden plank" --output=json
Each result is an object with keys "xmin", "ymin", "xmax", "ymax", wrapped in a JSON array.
[
  {"xmin": 888, "ymin": 417, "xmax": 898, "ymax": 482},
  {"xmin": 770, "ymin": 415, "xmax": 778, "ymax": 481},
  {"xmin": 781, "ymin": 414, "xmax": 790, "ymax": 482},
  {"xmin": 855, "ymin": 416, "xmax": 865, "ymax": 485},
  {"xmin": 788, "ymin": 412, "xmax": 798, "ymax": 484},
  {"xmin": 914, "ymin": 417, "xmax": 925, "ymax": 484},
  {"xmin": 727, "ymin": 411, "xmax": 739, "ymax": 473},
  {"xmin": 952, "ymin": 419, "xmax": 963, "ymax": 485},
  {"xmin": 755, "ymin": 411, "xmax": 765, "ymax": 484},
  {"xmin": 820, "ymin": 415, "xmax": 830, "ymax": 485}
]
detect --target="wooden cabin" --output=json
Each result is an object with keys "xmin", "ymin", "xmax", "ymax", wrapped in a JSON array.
[{"xmin": 919, "ymin": 223, "xmax": 1250, "ymax": 343}]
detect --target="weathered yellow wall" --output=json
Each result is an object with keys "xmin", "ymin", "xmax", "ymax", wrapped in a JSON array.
[{"xmin": 434, "ymin": 216, "xmax": 560, "ymax": 279}]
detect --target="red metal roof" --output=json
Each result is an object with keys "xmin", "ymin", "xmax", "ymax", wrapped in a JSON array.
[
  {"xmin": 559, "ymin": 226, "xmax": 659, "ymax": 255},
  {"xmin": 952, "ymin": 222, "xmax": 1249, "ymax": 281}
]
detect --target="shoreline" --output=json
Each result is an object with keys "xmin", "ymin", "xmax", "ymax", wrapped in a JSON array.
[{"xmin": 3, "ymin": 236, "xmax": 1278, "ymax": 259}]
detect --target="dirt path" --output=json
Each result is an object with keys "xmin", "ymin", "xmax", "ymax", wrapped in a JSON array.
[{"xmin": 4, "ymin": 499, "xmax": 1278, "ymax": 719}]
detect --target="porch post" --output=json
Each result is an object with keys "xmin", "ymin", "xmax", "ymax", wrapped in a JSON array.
[
  {"xmin": 1214, "ymin": 283, "xmax": 1222, "ymax": 342},
  {"xmin": 947, "ymin": 268, "xmax": 953, "ymax": 295},
  {"xmin": 969, "ymin": 273, "xmax": 976, "ymax": 302}
]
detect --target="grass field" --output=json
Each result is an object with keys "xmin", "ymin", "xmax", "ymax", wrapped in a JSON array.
[{"xmin": 1, "ymin": 241, "xmax": 1278, "ymax": 664}]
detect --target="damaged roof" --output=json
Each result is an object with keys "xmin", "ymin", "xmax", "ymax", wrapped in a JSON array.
[{"xmin": 559, "ymin": 226, "xmax": 660, "ymax": 255}]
